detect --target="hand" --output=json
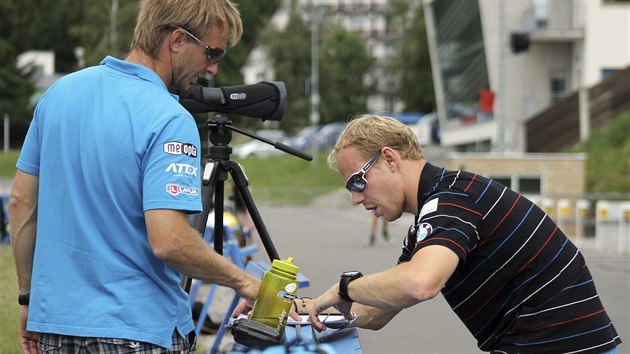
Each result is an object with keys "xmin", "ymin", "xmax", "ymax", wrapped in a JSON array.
[
  {"xmin": 19, "ymin": 306, "xmax": 41, "ymax": 354},
  {"xmin": 308, "ymin": 284, "xmax": 353, "ymax": 332},
  {"xmin": 231, "ymin": 298, "xmax": 254, "ymax": 318}
]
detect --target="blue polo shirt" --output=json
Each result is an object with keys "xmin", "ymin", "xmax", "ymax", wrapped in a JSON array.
[{"xmin": 17, "ymin": 56, "xmax": 202, "ymax": 348}]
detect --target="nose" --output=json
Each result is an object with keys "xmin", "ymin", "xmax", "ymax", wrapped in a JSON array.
[
  {"xmin": 351, "ymin": 192, "xmax": 364, "ymax": 206},
  {"xmin": 206, "ymin": 62, "xmax": 219, "ymax": 75}
]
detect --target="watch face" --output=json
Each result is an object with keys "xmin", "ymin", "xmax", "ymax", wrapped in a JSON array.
[{"xmin": 343, "ymin": 271, "xmax": 362, "ymax": 278}]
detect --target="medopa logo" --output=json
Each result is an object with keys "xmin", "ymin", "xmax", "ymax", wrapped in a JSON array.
[
  {"xmin": 163, "ymin": 142, "xmax": 197, "ymax": 158},
  {"xmin": 166, "ymin": 183, "xmax": 199, "ymax": 196}
]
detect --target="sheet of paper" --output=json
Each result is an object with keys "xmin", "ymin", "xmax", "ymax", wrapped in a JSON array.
[{"xmin": 286, "ymin": 314, "xmax": 349, "ymax": 328}]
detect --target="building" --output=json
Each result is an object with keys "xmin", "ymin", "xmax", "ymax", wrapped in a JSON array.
[{"xmin": 423, "ymin": 0, "xmax": 630, "ymax": 153}]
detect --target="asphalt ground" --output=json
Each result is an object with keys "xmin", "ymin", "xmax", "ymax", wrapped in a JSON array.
[{"xmin": 233, "ymin": 204, "xmax": 630, "ymax": 354}]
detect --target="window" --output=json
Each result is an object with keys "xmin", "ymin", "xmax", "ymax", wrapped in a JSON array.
[
  {"xmin": 492, "ymin": 177, "xmax": 512, "ymax": 189},
  {"xmin": 489, "ymin": 175, "xmax": 542, "ymax": 195},
  {"xmin": 550, "ymin": 74, "xmax": 566, "ymax": 102},
  {"xmin": 519, "ymin": 177, "xmax": 541, "ymax": 194}
]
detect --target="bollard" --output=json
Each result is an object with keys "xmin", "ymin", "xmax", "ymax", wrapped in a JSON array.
[
  {"xmin": 575, "ymin": 199, "xmax": 590, "ymax": 245},
  {"xmin": 595, "ymin": 201, "xmax": 609, "ymax": 252},
  {"xmin": 620, "ymin": 202, "xmax": 630, "ymax": 255}
]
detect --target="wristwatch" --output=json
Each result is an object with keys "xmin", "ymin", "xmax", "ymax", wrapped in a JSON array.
[
  {"xmin": 338, "ymin": 271, "xmax": 363, "ymax": 302},
  {"xmin": 18, "ymin": 293, "xmax": 30, "ymax": 306}
]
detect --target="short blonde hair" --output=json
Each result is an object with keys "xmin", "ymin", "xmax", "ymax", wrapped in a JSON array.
[
  {"xmin": 131, "ymin": 0, "xmax": 243, "ymax": 58},
  {"xmin": 327, "ymin": 114, "xmax": 424, "ymax": 170}
]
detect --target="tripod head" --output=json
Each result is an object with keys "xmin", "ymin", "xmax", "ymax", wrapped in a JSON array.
[{"xmin": 202, "ymin": 115, "xmax": 313, "ymax": 162}]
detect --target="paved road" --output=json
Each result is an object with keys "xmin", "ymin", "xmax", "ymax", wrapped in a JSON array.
[{"xmin": 241, "ymin": 204, "xmax": 629, "ymax": 354}]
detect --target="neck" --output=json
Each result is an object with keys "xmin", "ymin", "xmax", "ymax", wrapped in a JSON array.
[
  {"xmin": 125, "ymin": 48, "xmax": 171, "ymax": 86},
  {"xmin": 403, "ymin": 159, "xmax": 426, "ymax": 215}
]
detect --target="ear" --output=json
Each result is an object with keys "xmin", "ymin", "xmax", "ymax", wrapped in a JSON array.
[
  {"xmin": 169, "ymin": 28, "xmax": 186, "ymax": 54},
  {"xmin": 380, "ymin": 147, "xmax": 397, "ymax": 171}
]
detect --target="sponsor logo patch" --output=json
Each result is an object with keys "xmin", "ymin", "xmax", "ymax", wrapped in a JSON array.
[
  {"xmin": 163, "ymin": 142, "xmax": 197, "ymax": 158},
  {"xmin": 165, "ymin": 163, "xmax": 198, "ymax": 177},
  {"xmin": 166, "ymin": 183, "xmax": 199, "ymax": 196},
  {"xmin": 419, "ymin": 197, "xmax": 438, "ymax": 219},
  {"xmin": 416, "ymin": 222, "xmax": 433, "ymax": 242}
]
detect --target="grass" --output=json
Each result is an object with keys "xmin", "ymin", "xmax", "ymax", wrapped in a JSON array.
[
  {"xmin": 0, "ymin": 245, "xmax": 21, "ymax": 353},
  {"xmin": 0, "ymin": 151, "xmax": 19, "ymax": 178}
]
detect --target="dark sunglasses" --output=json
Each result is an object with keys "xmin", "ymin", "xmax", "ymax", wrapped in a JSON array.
[
  {"xmin": 345, "ymin": 150, "xmax": 381, "ymax": 193},
  {"xmin": 180, "ymin": 28, "xmax": 226, "ymax": 64}
]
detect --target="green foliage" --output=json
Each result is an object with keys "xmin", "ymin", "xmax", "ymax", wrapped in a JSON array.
[
  {"xmin": 576, "ymin": 112, "xmax": 630, "ymax": 193},
  {"xmin": 0, "ymin": 41, "xmax": 35, "ymax": 139},
  {"xmin": 389, "ymin": 1, "xmax": 436, "ymax": 113},
  {"xmin": 319, "ymin": 26, "xmax": 374, "ymax": 124},
  {"xmin": 259, "ymin": 2, "xmax": 312, "ymax": 133}
]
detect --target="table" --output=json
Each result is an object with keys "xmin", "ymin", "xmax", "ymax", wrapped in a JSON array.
[{"xmin": 228, "ymin": 323, "xmax": 362, "ymax": 353}]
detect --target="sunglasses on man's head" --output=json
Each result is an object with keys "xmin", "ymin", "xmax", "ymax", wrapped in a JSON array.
[
  {"xmin": 345, "ymin": 150, "xmax": 382, "ymax": 193},
  {"xmin": 179, "ymin": 28, "xmax": 226, "ymax": 64}
]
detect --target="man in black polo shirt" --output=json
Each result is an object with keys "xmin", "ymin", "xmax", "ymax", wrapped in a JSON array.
[{"xmin": 308, "ymin": 114, "xmax": 621, "ymax": 354}]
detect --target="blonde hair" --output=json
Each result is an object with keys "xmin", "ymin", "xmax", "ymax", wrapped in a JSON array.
[
  {"xmin": 327, "ymin": 114, "xmax": 424, "ymax": 170},
  {"xmin": 131, "ymin": 0, "xmax": 243, "ymax": 58}
]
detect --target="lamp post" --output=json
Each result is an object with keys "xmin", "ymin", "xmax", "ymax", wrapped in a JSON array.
[{"xmin": 309, "ymin": 5, "xmax": 325, "ymax": 165}]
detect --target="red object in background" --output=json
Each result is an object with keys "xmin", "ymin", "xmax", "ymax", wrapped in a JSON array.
[{"xmin": 479, "ymin": 88, "xmax": 495, "ymax": 114}]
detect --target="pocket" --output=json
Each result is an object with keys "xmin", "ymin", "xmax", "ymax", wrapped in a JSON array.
[
  {"xmin": 38, "ymin": 334, "xmax": 63, "ymax": 353},
  {"xmin": 39, "ymin": 343, "xmax": 62, "ymax": 354},
  {"xmin": 97, "ymin": 338, "xmax": 154, "ymax": 353}
]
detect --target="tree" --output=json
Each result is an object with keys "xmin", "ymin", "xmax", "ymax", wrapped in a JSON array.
[
  {"xmin": 259, "ymin": 2, "xmax": 312, "ymax": 133},
  {"xmin": 389, "ymin": 0, "xmax": 435, "ymax": 113},
  {"xmin": 319, "ymin": 26, "xmax": 373, "ymax": 124},
  {"xmin": 0, "ymin": 39, "xmax": 35, "ymax": 141},
  {"xmin": 261, "ymin": 1, "xmax": 375, "ymax": 132}
]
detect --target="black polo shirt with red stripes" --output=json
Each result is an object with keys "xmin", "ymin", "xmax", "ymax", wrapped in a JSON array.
[{"xmin": 398, "ymin": 162, "xmax": 621, "ymax": 353}]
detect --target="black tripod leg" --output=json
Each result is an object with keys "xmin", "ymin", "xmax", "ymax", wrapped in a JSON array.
[
  {"xmin": 228, "ymin": 161, "xmax": 280, "ymax": 261},
  {"xmin": 182, "ymin": 160, "xmax": 227, "ymax": 292}
]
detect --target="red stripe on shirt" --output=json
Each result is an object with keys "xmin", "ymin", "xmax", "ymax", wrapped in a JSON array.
[
  {"xmin": 507, "ymin": 309, "xmax": 605, "ymax": 334},
  {"xmin": 518, "ymin": 226, "xmax": 558, "ymax": 273},
  {"xmin": 464, "ymin": 174, "xmax": 477, "ymax": 193},
  {"xmin": 463, "ymin": 282, "xmax": 509, "ymax": 323},
  {"xmin": 482, "ymin": 194, "xmax": 522, "ymax": 245},
  {"xmin": 438, "ymin": 202, "xmax": 483, "ymax": 217}
]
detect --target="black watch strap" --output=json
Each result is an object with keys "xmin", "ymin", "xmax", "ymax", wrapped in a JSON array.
[
  {"xmin": 18, "ymin": 293, "xmax": 30, "ymax": 306},
  {"xmin": 338, "ymin": 271, "xmax": 362, "ymax": 302}
]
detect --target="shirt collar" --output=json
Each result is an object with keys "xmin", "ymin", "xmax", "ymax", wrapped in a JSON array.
[{"xmin": 100, "ymin": 56, "xmax": 176, "ymax": 98}]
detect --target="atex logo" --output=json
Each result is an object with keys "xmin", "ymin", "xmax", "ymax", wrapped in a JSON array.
[
  {"xmin": 166, "ymin": 183, "xmax": 199, "ymax": 196},
  {"xmin": 165, "ymin": 163, "xmax": 198, "ymax": 177},
  {"xmin": 229, "ymin": 93, "xmax": 247, "ymax": 100},
  {"xmin": 163, "ymin": 142, "xmax": 197, "ymax": 158}
]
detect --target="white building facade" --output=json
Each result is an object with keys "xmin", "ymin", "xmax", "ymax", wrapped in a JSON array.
[{"xmin": 423, "ymin": 0, "xmax": 630, "ymax": 153}]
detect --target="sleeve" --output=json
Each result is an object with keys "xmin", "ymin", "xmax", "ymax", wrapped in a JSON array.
[
  {"xmin": 16, "ymin": 101, "xmax": 44, "ymax": 176},
  {"xmin": 142, "ymin": 113, "xmax": 203, "ymax": 213},
  {"xmin": 410, "ymin": 191, "xmax": 483, "ymax": 263}
]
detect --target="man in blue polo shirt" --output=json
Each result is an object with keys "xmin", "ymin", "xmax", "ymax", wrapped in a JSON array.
[{"xmin": 9, "ymin": 1, "xmax": 261, "ymax": 352}]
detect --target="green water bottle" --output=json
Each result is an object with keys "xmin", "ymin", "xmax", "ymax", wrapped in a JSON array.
[{"xmin": 250, "ymin": 257, "xmax": 299, "ymax": 336}]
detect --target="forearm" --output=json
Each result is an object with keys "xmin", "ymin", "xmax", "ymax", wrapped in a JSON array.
[
  {"xmin": 8, "ymin": 171, "xmax": 39, "ymax": 294},
  {"xmin": 165, "ymin": 230, "xmax": 259, "ymax": 298},
  {"xmin": 146, "ymin": 210, "xmax": 260, "ymax": 300},
  {"xmin": 347, "ymin": 246, "xmax": 460, "ymax": 310},
  {"xmin": 348, "ymin": 265, "xmax": 433, "ymax": 310},
  {"xmin": 350, "ymin": 303, "xmax": 399, "ymax": 330}
]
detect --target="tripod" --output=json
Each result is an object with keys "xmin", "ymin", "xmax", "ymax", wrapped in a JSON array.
[{"xmin": 181, "ymin": 114, "xmax": 312, "ymax": 292}]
